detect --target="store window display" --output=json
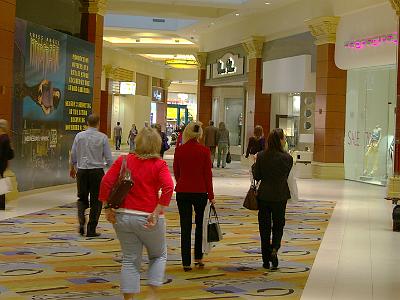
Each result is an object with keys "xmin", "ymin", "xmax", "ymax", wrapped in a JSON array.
[{"xmin": 345, "ymin": 66, "xmax": 396, "ymax": 186}]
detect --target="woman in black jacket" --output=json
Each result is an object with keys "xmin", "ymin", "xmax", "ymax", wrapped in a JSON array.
[{"xmin": 253, "ymin": 129, "xmax": 293, "ymax": 270}]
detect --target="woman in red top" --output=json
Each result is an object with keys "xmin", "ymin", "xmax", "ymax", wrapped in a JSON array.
[
  {"xmin": 173, "ymin": 121, "xmax": 215, "ymax": 271},
  {"xmin": 99, "ymin": 127, "xmax": 174, "ymax": 300}
]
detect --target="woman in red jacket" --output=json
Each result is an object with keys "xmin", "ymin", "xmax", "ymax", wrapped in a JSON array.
[
  {"xmin": 173, "ymin": 121, "xmax": 215, "ymax": 271},
  {"xmin": 99, "ymin": 127, "xmax": 174, "ymax": 300}
]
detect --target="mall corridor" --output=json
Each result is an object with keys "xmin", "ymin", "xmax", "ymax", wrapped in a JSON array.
[{"xmin": 0, "ymin": 159, "xmax": 397, "ymax": 299}]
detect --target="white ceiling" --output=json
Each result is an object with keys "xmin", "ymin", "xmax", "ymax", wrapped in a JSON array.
[{"xmin": 104, "ymin": 0, "xmax": 386, "ymax": 67}]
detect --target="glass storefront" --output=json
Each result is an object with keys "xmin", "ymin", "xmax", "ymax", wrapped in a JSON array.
[
  {"xmin": 224, "ymin": 98, "xmax": 244, "ymax": 146},
  {"xmin": 345, "ymin": 65, "xmax": 396, "ymax": 186},
  {"xmin": 271, "ymin": 93, "xmax": 302, "ymax": 150}
]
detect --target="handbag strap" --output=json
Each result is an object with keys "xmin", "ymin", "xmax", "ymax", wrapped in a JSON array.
[{"xmin": 209, "ymin": 204, "xmax": 220, "ymax": 223}]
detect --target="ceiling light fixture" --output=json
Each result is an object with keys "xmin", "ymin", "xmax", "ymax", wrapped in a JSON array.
[
  {"xmin": 165, "ymin": 59, "xmax": 198, "ymax": 69},
  {"xmin": 265, "ymin": 2, "xmax": 271, "ymax": 4},
  {"xmin": 235, "ymin": 13, "xmax": 240, "ymax": 16}
]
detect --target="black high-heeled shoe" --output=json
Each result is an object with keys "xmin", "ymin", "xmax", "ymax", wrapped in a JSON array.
[
  {"xmin": 270, "ymin": 249, "xmax": 279, "ymax": 270},
  {"xmin": 194, "ymin": 262, "xmax": 205, "ymax": 268}
]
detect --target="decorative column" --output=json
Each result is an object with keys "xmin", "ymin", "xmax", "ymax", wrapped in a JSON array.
[
  {"xmin": 306, "ymin": 16, "xmax": 347, "ymax": 179},
  {"xmin": 80, "ymin": 0, "xmax": 107, "ymax": 115},
  {"xmin": 388, "ymin": 0, "xmax": 400, "ymax": 198},
  {"xmin": 242, "ymin": 36, "xmax": 271, "ymax": 142},
  {"xmin": 0, "ymin": 0, "xmax": 16, "ymax": 124},
  {"xmin": 100, "ymin": 64, "xmax": 114, "ymax": 136},
  {"xmin": 0, "ymin": 0, "xmax": 18, "ymax": 201},
  {"xmin": 196, "ymin": 52, "xmax": 213, "ymax": 128},
  {"xmin": 159, "ymin": 79, "xmax": 171, "ymax": 130}
]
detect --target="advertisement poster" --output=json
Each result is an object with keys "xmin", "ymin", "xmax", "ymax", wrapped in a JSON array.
[{"xmin": 13, "ymin": 18, "xmax": 94, "ymax": 191}]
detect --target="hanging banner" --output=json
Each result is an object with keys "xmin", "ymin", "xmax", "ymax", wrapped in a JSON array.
[{"xmin": 12, "ymin": 18, "xmax": 95, "ymax": 191}]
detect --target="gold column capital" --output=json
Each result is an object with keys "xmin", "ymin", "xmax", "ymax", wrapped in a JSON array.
[
  {"xmin": 80, "ymin": 0, "xmax": 107, "ymax": 16},
  {"xmin": 242, "ymin": 36, "xmax": 265, "ymax": 59},
  {"xmin": 390, "ymin": 0, "xmax": 400, "ymax": 16},
  {"xmin": 195, "ymin": 52, "xmax": 208, "ymax": 70},
  {"xmin": 305, "ymin": 16, "xmax": 340, "ymax": 45},
  {"xmin": 103, "ymin": 64, "xmax": 115, "ymax": 79},
  {"xmin": 162, "ymin": 79, "xmax": 172, "ymax": 90}
]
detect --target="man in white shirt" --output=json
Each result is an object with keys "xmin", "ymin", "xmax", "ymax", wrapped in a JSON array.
[{"xmin": 70, "ymin": 114, "xmax": 113, "ymax": 237}]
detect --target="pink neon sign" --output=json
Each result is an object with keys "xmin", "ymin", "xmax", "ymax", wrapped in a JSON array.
[{"xmin": 344, "ymin": 32, "xmax": 398, "ymax": 49}]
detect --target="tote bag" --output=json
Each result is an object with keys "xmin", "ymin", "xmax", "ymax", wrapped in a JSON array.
[
  {"xmin": 0, "ymin": 177, "xmax": 12, "ymax": 195},
  {"xmin": 207, "ymin": 205, "xmax": 223, "ymax": 243}
]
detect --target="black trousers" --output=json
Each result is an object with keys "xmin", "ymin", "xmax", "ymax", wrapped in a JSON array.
[
  {"xmin": 0, "ymin": 171, "xmax": 6, "ymax": 210},
  {"xmin": 176, "ymin": 193, "xmax": 208, "ymax": 267},
  {"xmin": 77, "ymin": 168, "xmax": 104, "ymax": 234},
  {"xmin": 258, "ymin": 200, "xmax": 287, "ymax": 264}
]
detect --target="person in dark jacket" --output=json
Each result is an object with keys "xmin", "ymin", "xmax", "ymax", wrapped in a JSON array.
[
  {"xmin": 253, "ymin": 128, "xmax": 293, "ymax": 270},
  {"xmin": 245, "ymin": 125, "xmax": 265, "ymax": 159},
  {"xmin": 173, "ymin": 121, "xmax": 215, "ymax": 272},
  {"xmin": 0, "ymin": 119, "xmax": 14, "ymax": 210}
]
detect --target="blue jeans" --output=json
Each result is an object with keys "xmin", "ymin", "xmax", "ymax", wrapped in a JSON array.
[
  {"xmin": 129, "ymin": 141, "xmax": 136, "ymax": 153},
  {"xmin": 114, "ymin": 213, "xmax": 167, "ymax": 294}
]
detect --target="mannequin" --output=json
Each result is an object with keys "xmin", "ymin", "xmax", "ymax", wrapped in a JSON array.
[{"xmin": 364, "ymin": 125, "xmax": 382, "ymax": 177}]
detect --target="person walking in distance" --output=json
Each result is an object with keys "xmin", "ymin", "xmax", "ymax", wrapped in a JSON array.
[
  {"xmin": 127, "ymin": 124, "xmax": 138, "ymax": 153},
  {"xmin": 216, "ymin": 122, "xmax": 230, "ymax": 168},
  {"xmin": 173, "ymin": 122, "xmax": 215, "ymax": 271},
  {"xmin": 114, "ymin": 121, "xmax": 123, "ymax": 150},
  {"xmin": 245, "ymin": 125, "xmax": 265, "ymax": 165},
  {"xmin": 253, "ymin": 129, "xmax": 293, "ymax": 270},
  {"xmin": 0, "ymin": 119, "xmax": 14, "ymax": 210},
  {"xmin": 70, "ymin": 114, "xmax": 113, "ymax": 237},
  {"xmin": 204, "ymin": 120, "xmax": 218, "ymax": 168}
]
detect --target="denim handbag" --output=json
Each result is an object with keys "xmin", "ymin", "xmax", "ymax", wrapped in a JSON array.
[{"xmin": 207, "ymin": 205, "xmax": 223, "ymax": 242}]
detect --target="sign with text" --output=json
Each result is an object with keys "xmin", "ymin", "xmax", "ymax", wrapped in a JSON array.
[{"xmin": 12, "ymin": 18, "xmax": 94, "ymax": 191}]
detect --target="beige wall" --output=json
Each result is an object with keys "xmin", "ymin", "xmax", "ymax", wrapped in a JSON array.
[{"xmin": 169, "ymin": 83, "xmax": 197, "ymax": 94}]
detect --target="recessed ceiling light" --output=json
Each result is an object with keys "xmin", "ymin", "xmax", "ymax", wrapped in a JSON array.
[
  {"xmin": 210, "ymin": 22, "xmax": 215, "ymax": 25},
  {"xmin": 235, "ymin": 13, "xmax": 240, "ymax": 16},
  {"xmin": 265, "ymin": 2, "xmax": 271, "ymax": 4}
]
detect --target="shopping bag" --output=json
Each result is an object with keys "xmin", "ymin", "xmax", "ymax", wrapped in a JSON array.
[
  {"xmin": 226, "ymin": 151, "xmax": 232, "ymax": 164},
  {"xmin": 207, "ymin": 205, "xmax": 223, "ymax": 243},
  {"xmin": 0, "ymin": 177, "xmax": 12, "ymax": 195},
  {"xmin": 287, "ymin": 165, "xmax": 298, "ymax": 202}
]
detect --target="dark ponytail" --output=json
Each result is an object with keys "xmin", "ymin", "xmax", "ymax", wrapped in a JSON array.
[{"xmin": 266, "ymin": 129, "xmax": 284, "ymax": 153}]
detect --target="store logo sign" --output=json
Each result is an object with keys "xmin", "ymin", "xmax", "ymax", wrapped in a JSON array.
[
  {"xmin": 210, "ymin": 53, "xmax": 244, "ymax": 79},
  {"xmin": 344, "ymin": 32, "xmax": 398, "ymax": 50},
  {"xmin": 217, "ymin": 57, "xmax": 236, "ymax": 75}
]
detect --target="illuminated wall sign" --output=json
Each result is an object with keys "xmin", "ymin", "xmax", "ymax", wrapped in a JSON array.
[
  {"xmin": 120, "ymin": 81, "xmax": 137, "ymax": 95},
  {"xmin": 344, "ymin": 32, "xmax": 398, "ymax": 50},
  {"xmin": 210, "ymin": 53, "xmax": 244, "ymax": 79}
]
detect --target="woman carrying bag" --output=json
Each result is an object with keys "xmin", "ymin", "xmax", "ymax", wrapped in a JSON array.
[
  {"xmin": 99, "ymin": 127, "xmax": 174, "ymax": 300},
  {"xmin": 173, "ymin": 121, "xmax": 215, "ymax": 272},
  {"xmin": 253, "ymin": 129, "xmax": 293, "ymax": 270}
]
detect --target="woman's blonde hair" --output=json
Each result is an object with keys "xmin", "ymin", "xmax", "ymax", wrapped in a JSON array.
[
  {"xmin": 254, "ymin": 125, "xmax": 263, "ymax": 139},
  {"xmin": 0, "ymin": 119, "xmax": 8, "ymax": 131},
  {"xmin": 135, "ymin": 127, "xmax": 161, "ymax": 158},
  {"xmin": 183, "ymin": 121, "xmax": 203, "ymax": 144}
]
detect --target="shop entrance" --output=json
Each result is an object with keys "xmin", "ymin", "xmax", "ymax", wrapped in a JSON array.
[{"xmin": 167, "ymin": 104, "xmax": 189, "ymax": 130}]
